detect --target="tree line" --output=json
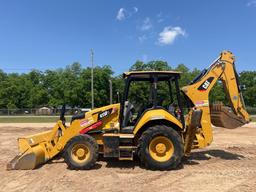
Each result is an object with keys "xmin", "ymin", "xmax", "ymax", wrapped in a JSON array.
[{"xmin": 0, "ymin": 60, "xmax": 255, "ymax": 110}]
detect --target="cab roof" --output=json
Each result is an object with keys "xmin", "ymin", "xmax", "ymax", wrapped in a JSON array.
[{"xmin": 123, "ymin": 71, "xmax": 182, "ymax": 80}]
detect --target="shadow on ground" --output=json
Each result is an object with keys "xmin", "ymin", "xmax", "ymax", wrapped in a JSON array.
[
  {"xmin": 183, "ymin": 149, "xmax": 245, "ymax": 165},
  {"xmin": 190, "ymin": 149, "xmax": 244, "ymax": 160},
  {"xmin": 104, "ymin": 158, "xmax": 141, "ymax": 169},
  {"xmin": 46, "ymin": 149, "xmax": 244, "ymax": 170}
]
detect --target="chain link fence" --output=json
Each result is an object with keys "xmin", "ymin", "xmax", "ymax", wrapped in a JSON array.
[
  {"xmin": 246, "ymin": 107, "xmax": 256, "ymax": 115},
  {"xmin": 0, "ymin": 106, "xmax": 255, "ymax": 116},
  {"xmin": 0, "ymin": 107, "xmax": 91, "ymax": 116}
]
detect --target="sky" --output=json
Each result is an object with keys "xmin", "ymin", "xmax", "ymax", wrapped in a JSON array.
[{"xmin": 0, "ymin": 0, "xmax": 256, "ymax": 75}]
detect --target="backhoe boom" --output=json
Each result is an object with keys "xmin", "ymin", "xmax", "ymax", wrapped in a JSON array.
[{"xmin": 182, "ymin": 51, "xmax": 250, "ymax": 148}]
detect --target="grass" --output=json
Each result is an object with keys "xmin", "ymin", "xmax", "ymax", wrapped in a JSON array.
[
  {"xmin": 0, "ymin": 116, "xmax": 72, "ymax": 123},
  {"xmin": 0, "ymin": 115, "xmax": 255, "ymax": 123}
]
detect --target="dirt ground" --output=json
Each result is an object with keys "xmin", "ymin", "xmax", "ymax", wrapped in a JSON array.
[{"xmin": 0, "ymin": 123, "xmax": 256, "ymax": 192}]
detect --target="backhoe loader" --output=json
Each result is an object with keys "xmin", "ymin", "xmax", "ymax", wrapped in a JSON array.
[{"xmin": 7, "ymin": 51, "xmax": 250, "ymax": 170}]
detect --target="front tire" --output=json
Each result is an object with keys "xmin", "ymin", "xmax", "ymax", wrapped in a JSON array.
[
  {"xmin": 64, "ymin": 134, "xmax": 98, "ymax": 170},
  {"xmin": 138, "ymin": 125, "xmax": 183, "ymax": 170}
]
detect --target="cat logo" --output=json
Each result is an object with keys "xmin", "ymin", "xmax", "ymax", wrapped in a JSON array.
[
  {"xmin": 198, "ymin": 77, "xmax": 214, "ymax": 91},
  {"xmin": 98, "ymin": 109, "xmax": 112, "ymax": 120}
]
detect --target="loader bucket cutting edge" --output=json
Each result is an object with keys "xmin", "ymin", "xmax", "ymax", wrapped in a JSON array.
[{"xmin": 7, "ymin": 130, "xmax": 54, "ymax": 170}]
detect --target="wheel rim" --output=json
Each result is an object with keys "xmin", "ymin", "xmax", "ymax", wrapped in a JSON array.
[
  {"xmin": 149, "ymin": 136, "xmax": 174, "ymax": 162},
  {"xmin": 71, "ymin": 143, "xmax": 90, "ymax": 164}
]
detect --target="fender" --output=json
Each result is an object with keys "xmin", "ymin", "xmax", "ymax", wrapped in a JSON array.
[{"xmin": 133, "ymin": 109, "xmax": 183, "ymax": 135}]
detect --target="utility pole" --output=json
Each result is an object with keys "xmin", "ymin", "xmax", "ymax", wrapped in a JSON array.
[
  {"xmin": 109, "ymin": 79, "xmax": 112, "ymax": 104},
  {"xmin": 91, "ymin": 49, "xmax": 94, "ymax": 109}
]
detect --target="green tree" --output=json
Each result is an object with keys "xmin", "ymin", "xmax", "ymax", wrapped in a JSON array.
[
  {"xmin": 0, "ymin": 61, "xmax": 255, "ymax": 111},
  {"xmin": 130, "ymin": 60, "xmax": 171, "ymax": 71},
  {"xmin": 26, "ymin": 70, "xmax": 49, "ymax": 107},
  {"xmin": 239, "ymin": 71, "xmax": 256, "ymax": 107}
]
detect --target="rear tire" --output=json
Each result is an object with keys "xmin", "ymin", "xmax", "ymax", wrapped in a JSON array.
[
  {"xmin": 64, "ymin": 134, "xmax": 98, "ymax": 170},
  {"xmin": 137, "ymin": 125, "xmax": 183, "ymax": 170}
]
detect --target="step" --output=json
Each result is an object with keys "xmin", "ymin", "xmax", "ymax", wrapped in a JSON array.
[
  {"xmin": 119, "ymin": 146, "xmax": 134, "ymax": 160},
  {"xmin": 119, "ymin": 146, "xmax": 136, "ymax": 149},
  {"xmin": 119, "ymin": 157, "xmax": 133, "ymax": 161}
]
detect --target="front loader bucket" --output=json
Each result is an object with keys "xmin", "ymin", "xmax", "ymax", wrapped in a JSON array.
[
  {"xmin": 7, "ymin": 145, "xmax": 46, "ymax": 170},
  {"xmin": 7, "ymin": 130, "xmax": 53, "ymax": 170},
  {"xmin": 210, "ymin": 103, "xmax": 247, "ymax": 129}
]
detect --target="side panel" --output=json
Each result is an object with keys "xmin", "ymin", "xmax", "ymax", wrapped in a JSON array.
[
  {"xmin": 103, "ymin": 134, "xmax": 119, "ymax": 157},
  {"xmin": 48, "ymin": 104, "xmax": 121, "ymax": 158},
  {"xmin": 133, "ymin": 109, "xmax": 183, "ymax": 135}
]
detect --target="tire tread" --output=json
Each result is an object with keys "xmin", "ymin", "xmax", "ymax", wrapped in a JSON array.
[
  {"xmin": 63, "ymin": 134, "xmax": 98, "ymax": 170},
  {"xmin": 137, "ymin": 125, "xmax": 183, "ymax": 170}
]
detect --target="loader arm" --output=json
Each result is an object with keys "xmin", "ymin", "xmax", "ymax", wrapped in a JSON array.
[
  {"xmin": 7, "ymin": 104, "xmax": 120, "ymax": 170},
  {"xmin": 182, "ymin": 51, "xmax": 250, "ymax": 148}
]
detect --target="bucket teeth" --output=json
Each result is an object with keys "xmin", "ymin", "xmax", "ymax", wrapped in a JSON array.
[{"xmin": 210, "ymin": 103, "xmax": 247, "ymax": 129}]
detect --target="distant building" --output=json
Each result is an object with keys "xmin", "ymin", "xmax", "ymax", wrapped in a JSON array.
[
  {"xmin": 81, "ymin": 108, "xmax": 91, "ymax": 113},
  {"xmin": 36, "ymin": 107, "xmax": 52, "ymax": 115}
]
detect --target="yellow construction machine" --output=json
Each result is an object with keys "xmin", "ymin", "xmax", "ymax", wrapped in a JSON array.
[{"xmin": 7, "ymin": 51, "xmax": 250, "ymax": 170}]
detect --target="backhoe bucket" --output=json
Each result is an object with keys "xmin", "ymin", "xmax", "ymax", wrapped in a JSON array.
[
  {"xmin": 210, "ymin": 103, "xmax": 247, "ymax": 129},
  {"xmin": 7, "ymin": 130, "xmax": 53, "ymax": 170}
]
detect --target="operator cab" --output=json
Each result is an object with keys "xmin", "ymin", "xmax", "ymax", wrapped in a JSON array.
[{"xmin": 120, "ymin": 71, "xmax": 185, "ymax": 133}]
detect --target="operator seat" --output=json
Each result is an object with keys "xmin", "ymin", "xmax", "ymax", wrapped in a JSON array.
[{"xmin": 121, "ymin": 101, "xmax": 135, "ymax": 133}]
